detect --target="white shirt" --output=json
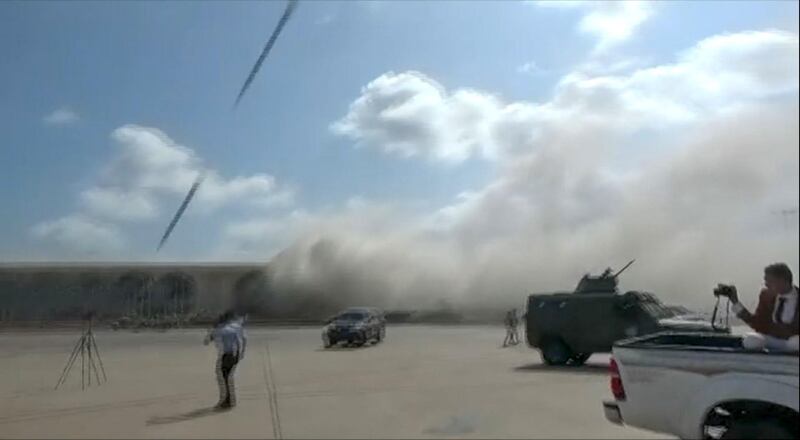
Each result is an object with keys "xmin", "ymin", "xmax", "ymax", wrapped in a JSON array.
[
  {"xmin": 733, "ymin": 287, "xmax": 797, "ymax": 324},
  {"xmin": 207, "ymin": 320, "xmax": 246, "ymax": 355},
  {"xmin": 774, "ymin": 287, "xmax": 798, "ymax": 325}
]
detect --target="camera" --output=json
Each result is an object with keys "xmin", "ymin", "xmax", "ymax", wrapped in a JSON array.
[{"xmin": 713, "ymin": 284, "xmax": 736, "ymax": 298}]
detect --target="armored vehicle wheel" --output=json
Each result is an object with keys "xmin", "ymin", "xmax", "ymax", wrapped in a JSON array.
[
  {"xmin": 568, "ymin": 353, "xmax": 591, "ymax": 366},
  {"xmin": 540, "ymin": 338, "xmax": 572, "ymax": 366}
]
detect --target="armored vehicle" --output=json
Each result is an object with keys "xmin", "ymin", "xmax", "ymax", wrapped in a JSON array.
[{"xmin": 525, "ymin": 260, "xmax": 726, "ymax": 366}]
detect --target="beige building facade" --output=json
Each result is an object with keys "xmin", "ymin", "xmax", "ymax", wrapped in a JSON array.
[{"xmin": 0, "ymin": 263, "xmax": 267, "ymax": 322}]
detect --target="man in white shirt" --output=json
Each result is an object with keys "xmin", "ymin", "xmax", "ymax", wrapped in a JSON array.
[
  {"xmin": 204, "ymin": 311, "xmax": 247, "ymax": 409},
  {"xmin": 723, "ymin": 263, "xmax": 799, "ymax": 352}
]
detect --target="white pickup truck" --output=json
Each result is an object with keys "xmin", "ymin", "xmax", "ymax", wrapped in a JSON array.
[{"xmin": 603, "ymin": 332, "xmax": 799, "ymax": 439}]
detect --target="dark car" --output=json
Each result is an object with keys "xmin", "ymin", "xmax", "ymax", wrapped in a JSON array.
[{"xmin": 322, "ymin": 307, "xmax": 386, "ymax": 348}]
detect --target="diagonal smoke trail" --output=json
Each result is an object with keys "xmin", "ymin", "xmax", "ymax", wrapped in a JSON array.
[
  {"xmin": 234, "ymin": 0, "xmax": 299, "ymax": 108},
  {"xmin": 157, "ymin": 173, "xmax": 206, "ymax": 251},
  {"xmin": 159, "ymin": 2, "xmax": 297, "ymax": 250}
]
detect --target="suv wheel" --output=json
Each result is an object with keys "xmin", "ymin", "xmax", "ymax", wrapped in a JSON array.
[
  {"xmin": 323, "ymin": 334, "xmax": 334, "ymax": 348},
  {"xmin": 377, "ymin": 327, "xmax": 385, "ymax": 343},
  {"xmin": 540, "ymin": 338, "xmax": 572, "ymax": 366}
]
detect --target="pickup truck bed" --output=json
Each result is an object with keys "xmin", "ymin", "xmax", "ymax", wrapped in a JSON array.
[{"xmin": 603, "ymin": 332, "xmax": 798, "ymax": 440}]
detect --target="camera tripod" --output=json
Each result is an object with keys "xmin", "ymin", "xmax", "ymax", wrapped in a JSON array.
[{"xmin": 55, "ymin": 316, "xmax": 107, "ymax": 390}]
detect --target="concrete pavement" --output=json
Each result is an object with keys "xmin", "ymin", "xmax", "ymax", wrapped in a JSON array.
[{"xmin": 0, "ymin": 326, "xmax": 670, "ymax": 439}]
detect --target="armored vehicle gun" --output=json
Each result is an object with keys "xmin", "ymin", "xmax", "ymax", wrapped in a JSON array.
[{"xmin": 573, "ymin": 259, "xmax": 636, "ymax": 294}]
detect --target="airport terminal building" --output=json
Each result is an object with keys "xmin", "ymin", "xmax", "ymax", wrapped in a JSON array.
[{"xmin": 0, "ymin": 262, "xmax": 267, "ymax": 323}]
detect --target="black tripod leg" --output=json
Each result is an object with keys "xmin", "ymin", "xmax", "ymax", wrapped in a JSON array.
[
  {"xmin": 81, "ymin": 336, "xmax": 86, "ymax": 391},
  {"xmin": 56, "ymin": 341, "xmax": 80, "ymax": 388},
  {"xmin": 55, "ymin": 337, "xmax": 83, "ymax": 390},
  {"xmin": 87, "ymin": 338, "xmax": 101, "ymax": 386},
  {"xmin": 89, "ymin": 333, "xmax": 107, "ymax": 382},
  {"xmin": 87, "ymin": 335, "xmax": 92, "ymax": 387}
]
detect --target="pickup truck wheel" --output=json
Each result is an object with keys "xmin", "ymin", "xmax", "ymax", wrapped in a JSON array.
[
  {"xmin": 721, "ymin": 419, "xmax": 794, "ymax": 440},
  {"xmin": 540, "ymin": 338, "xmax": 572, "ymax": 366}
]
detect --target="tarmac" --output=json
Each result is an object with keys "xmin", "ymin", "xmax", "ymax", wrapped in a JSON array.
[{"xmin": 0, "ymin": 325, "xmax": 670, "ymax": 439}]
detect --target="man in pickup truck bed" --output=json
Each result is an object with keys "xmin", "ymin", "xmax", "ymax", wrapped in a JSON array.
[{"xmin": 725, "ymin": 263, "xmax": 799, "ymax": 352}]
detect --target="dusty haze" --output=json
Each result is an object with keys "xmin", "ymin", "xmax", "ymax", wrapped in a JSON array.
[{"xmin": 258, "ymin": 102, "xmax": 799, "ymax": 314}]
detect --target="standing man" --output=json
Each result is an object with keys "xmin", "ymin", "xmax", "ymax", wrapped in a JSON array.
[
  {"xmin": 721, "ymin": 263, "xmax": 799, "ymax": 351},
  {"xmin": 503, "ymin": 309, "xmax": 519, "ymax": 347},
  {"xmin": 510, "ymin": 308, "xmax": 520, "ymax": 345},
  {"xmin": 204, "ymin": 311, "xmax": 247, "ymax": 409}
]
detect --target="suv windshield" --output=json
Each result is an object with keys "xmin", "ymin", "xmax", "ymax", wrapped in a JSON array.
[{"xmin": 337, "ymin": 312, "xmax": 368, "ymax": 321}]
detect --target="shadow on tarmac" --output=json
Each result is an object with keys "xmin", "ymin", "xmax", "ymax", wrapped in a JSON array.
[
  {"xmin": 146, "ymin": 406, "xmax": 228, "ymax": 425},
  {"xmin": 513, "ymin": 362, "xmax": 607, "ymax": 376}
]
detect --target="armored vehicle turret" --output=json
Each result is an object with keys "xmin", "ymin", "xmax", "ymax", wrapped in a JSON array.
[{"xmin": 574, "ymin": 259, "xmax": 635, "ymax": 294}]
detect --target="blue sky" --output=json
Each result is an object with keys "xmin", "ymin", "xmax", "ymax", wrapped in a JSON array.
[{"xmin": 0, "ymin": 0, "xmax": 798, "ymax": 278}]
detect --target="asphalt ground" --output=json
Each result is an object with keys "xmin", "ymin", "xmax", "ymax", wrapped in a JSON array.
[{"xmin": 0, "ymin": 325, "xmax": 670, "ymax": 439}]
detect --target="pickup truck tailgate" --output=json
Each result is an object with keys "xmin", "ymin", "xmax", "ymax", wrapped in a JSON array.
[{"xmin": 605, "ymin": 332, "xmax": 799, "ymax": 439}]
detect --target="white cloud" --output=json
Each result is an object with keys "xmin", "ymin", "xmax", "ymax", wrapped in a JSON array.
[
  {"xmin": 680, "ymin": 30, "xmax": 800, "ymax": 96},
  {"xmin": 80, "ymin": 187, "xmax": 159, "ymax": 221},
  {"xmin": 333, "ymin": 30, "xmax": 798, "ymax": 164},
  {"xmin": 197, "ymin": 173, "xmax": 279, "ymax": 211},
  {"xmin": 43, "ymin": 107, "xmax": 80, "ymax": 126},
  {"xmin": 33, "ymin": 124, "xmax": 293, "ymax": 255},
  {"xmin": 534, "ymin": 1, "xmax": 653, "ymax": 52},
  {"xmin": 550, "ymin": 30, "xmax": 799, "ymax": 130},
  {"xmin": 84, "ymin": 124, "xmax": 294, "ymax": 221},
  {"xmin": 31, "ymin": 215, "xmax": 125, "ymax": 255},
  {"xmin": 103, "ymin": 125, "xmax": 200, "ymax": 195},
  {"xmin": 516, "ymin": 61, "xmax": 545, "ymax": 75},
  {"xmin": 331, "ymin": 71, "xmax": 507, "ymax": 162}
]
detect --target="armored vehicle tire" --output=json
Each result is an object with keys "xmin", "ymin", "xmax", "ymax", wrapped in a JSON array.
[
  {"xmin": 540, "ymin": 338, "xmax": 573, "ymax": 366},
  {"xmin": 568, "ymin": 353, "xmax": 591, "ymax": 366}
]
